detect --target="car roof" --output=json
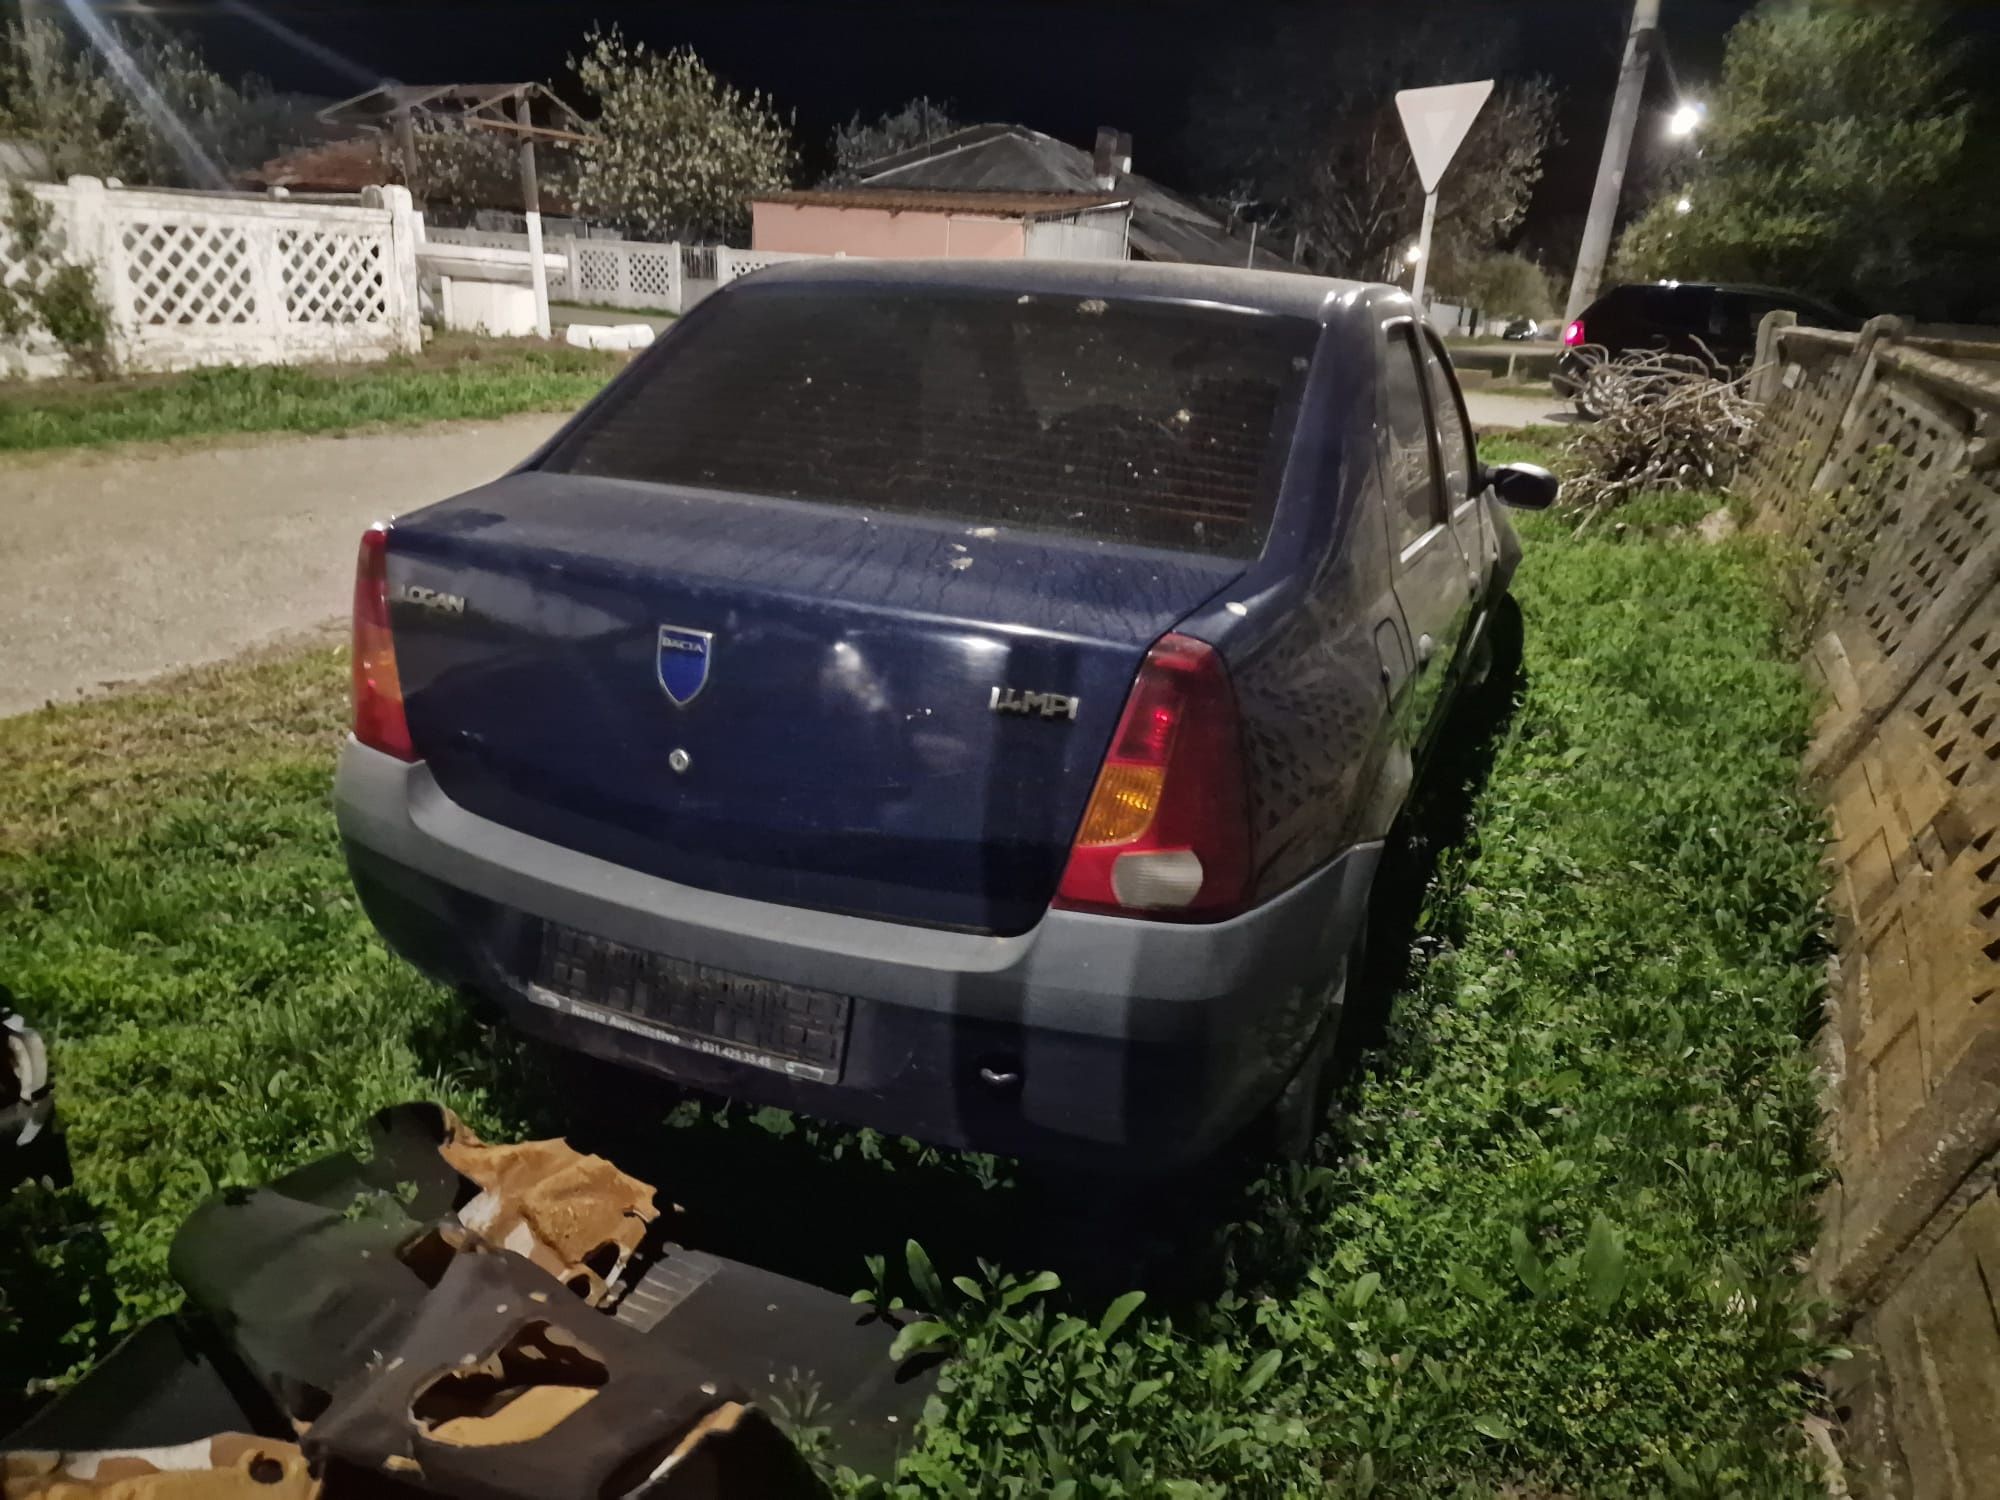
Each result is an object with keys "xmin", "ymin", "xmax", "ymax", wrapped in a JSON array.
[
  {"xmin": 1606, "ymin": 280, "xmax": 1840, "ymax": 305},
  {"xmin": 730, "ymin": 256, "xmax": 1378, "ymax": 325}
]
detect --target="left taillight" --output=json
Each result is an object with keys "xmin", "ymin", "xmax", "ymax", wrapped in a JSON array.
[
  {"xmin": 351, "ymin": 523, "xmax": 415, "ymax": 761},
  {"xmin": 1052, "ymin": 633, "xmax": 1251, "ymax": 921}
]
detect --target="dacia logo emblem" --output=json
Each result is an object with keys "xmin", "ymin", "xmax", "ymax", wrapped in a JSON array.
[{"xmin": 656, "ymin": 625, "xmax": 713, "ymax": 707}]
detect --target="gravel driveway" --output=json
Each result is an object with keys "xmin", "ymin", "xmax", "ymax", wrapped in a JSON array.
[{"xmin": 0, "ymin": 413, "xmax": 567, "ymax": 717}]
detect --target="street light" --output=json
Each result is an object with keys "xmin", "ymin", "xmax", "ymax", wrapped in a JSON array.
[
  {"xmin": 1667, "ymin": 102, "xmax": 1705, "ymax": 139},
  {"xmin": 1404, "ymin": 244, "xmax": 1424, "ymax": 264},
  {"xmin": 1675, "ymin": 195, "xmax": 1693, "ymax": 215}
]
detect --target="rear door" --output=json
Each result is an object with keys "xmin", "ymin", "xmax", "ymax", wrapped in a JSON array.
[
  {"xmin": 1651, "ymin": 284, "xmax": 1718, "ymax": 363},
  {"xmin": 1417, "ymin": 327, "xmax": 1489, "ymax": 587},
  {"xmin": 1378, "ymin": 319, "xmax": 1473, "ymax": 746}
]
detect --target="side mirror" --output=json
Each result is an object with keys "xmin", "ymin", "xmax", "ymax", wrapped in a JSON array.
[{"xmin": 1485, "ymin": 462, "xmax": 1559, "ymax": 511}]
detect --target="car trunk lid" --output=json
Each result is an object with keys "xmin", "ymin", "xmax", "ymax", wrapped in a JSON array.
[{"xmin": 390, "ymin": 475, "xmax": 1248, "ymax": 933}]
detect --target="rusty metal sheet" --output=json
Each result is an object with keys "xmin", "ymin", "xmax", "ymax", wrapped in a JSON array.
[
  {"xmin": 434, "ymin": 1111, "xmax": 658, "ymax": 1306},
  {"xmin": 2, "ymin": 1435, "xmax": 315, "ymax": 1499},
  {"xmin": 12, "ymin": 1101, "xmax": 931, "ymax": 1490},
  {"xmin": 301, "ymin": 1251, "xmax": 824, "ymax": 1500}
]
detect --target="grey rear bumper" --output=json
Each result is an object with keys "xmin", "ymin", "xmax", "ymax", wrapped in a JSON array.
[{"xmin": 335, "ymin": 739, "xmax": 1379, "ymax": 1167}]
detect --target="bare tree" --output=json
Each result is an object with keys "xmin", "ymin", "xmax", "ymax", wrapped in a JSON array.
[
  {"xmin": 407, "ymin": 117, "xmax": 578, "ymax": 221},
  {"xmin": 0, "ymin": 15, "xmax": 312, "ymax": 187},
  {"xmin": 825, "ymin": 96, "xmax": 960, "ymax": 184},
  {"xmin": 1188, "ymin": 5, "xmax": 1560, "ymax": 280}
]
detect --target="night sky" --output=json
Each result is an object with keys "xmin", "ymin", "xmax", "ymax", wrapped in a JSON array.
[{"xmin": 143, "ymin": 0, "xmax": 1769, "ymax": 236}]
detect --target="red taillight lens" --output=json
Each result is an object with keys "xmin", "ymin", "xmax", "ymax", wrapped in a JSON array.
[
  {"xmin": 1562, "ymin": 319, "xmax": 1585, "ymax": 348},
  {"xmin": 1053, "ymin": 633, "xmax": 1250, "ymax": 921},
  {"xmin": 352, "ymin": 523, "xmax": 415, "ymax": 761}
]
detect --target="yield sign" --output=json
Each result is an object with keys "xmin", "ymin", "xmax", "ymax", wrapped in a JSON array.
[{"xmin": 1395, "ymin": 80, "xmax": 1495, "ymax": 195}]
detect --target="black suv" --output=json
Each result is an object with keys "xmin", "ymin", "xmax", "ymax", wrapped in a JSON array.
[{"xmin": 1555, "ymin": 282, "xmax": 1857, "ymax": 415}]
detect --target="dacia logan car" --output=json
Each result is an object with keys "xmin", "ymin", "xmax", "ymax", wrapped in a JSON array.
[{"xmin": 334, "ymin": 260, "xmax": 1555, "ymax": 1170}]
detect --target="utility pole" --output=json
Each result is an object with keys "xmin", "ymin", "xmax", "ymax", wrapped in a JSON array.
[
  {"xmin": 393, "ymin": 104, "xmax": 420, "ymax": 209},
  {"xmin": 1410, "ymin": 190, "xmax": 1437, "ymax": 308},
  {"xmin": 1564, "ymin": 0, "xmax": 1660, "ymax": 324},
  {"xmin": 517, "ymin": 91, "xmax": 550, "ymax": 341}
]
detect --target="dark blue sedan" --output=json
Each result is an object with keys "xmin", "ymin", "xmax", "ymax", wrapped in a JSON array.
[{"xmin": 334, "ymin": 259, "xmax": 1554, "ymax": 1170}]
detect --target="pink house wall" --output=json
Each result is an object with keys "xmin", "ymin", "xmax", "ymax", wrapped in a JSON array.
[{"xmin": 752, "ymin": 202, "xmax": 1026, "ymax": 259}]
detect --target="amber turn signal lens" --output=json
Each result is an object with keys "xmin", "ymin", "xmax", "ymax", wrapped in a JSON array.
[{"xmin": 1074, "ymin": 763, "xmax": 1165, "ymax": 846}]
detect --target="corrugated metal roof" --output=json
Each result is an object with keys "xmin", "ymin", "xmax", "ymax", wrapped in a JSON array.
[
  {"xmin": 755, "ymin": 188, "xmax": 1127, "ymax": 219},
  {"xmin": 855, "ymin": 125, "xmax": 1296, "ymax": 272}
]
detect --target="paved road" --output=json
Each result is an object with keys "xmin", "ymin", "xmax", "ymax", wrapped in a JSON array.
[
  {"xmin": 1465, "ymin": 389, "xmax": 1575, "ymax": 430},
  {"xmin": 555, "ymin": 304, "xmax": 677, "ymax": 332},
  {"xmin": 0, "ymin": 413, "xmax": 567, "ymax": 717},
  {"xmin": 1, "ymin": 386, "xmax": 1572, "ymax": 718}
]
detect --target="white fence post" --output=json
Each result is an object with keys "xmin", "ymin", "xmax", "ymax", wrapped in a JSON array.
[
  {"xmin": 61, "ymin": 177, "xmax": 132, "ymax": 370},
  {"xmin": 253, "ymin": 212, "xmax": 289, "ymax": 360},
  {"xmin": 715, "ymin": 245, "xmax": 733, "ymax": 285},
  {"xmin": 375, "ymin": 184, "xmax": 423, "ymax": 355},
  {"xmin": 668, "ymin": 240, "xmax": 682, "ymax": 315},
  {"xmin": 557, "ymin": 235, "xmax": 577, "ymax": 302}
]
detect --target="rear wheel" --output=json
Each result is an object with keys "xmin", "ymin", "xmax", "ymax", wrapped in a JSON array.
[
  {"xmin": 1464, "ymin": 593, "xmax": 1524, "ymax": 722},
  {"xmin": 1270, "ymin": 1005, "xmax": 1340, "ymax": 1163},
  {"xmin": 1268, "ymin": 938, "xmax": 1364, "ymax": 1162}
]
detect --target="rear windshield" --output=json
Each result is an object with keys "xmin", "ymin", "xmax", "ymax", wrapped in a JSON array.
[{"xmin": 540, "ymin": 285, "xmax": 1318, "ymax": 557}]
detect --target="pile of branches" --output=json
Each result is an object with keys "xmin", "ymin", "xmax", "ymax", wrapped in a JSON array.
[{"xmin": 1560, "ymin": 345, "xmax": 1762, "ymax": 524}]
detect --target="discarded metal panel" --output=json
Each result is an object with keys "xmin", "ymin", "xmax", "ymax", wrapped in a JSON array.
[
  {"xmin": 8, "ymin": 1102, "xmax": 934, "ymax": 1494},
  {"xmin": 612, "ymin": 1251, "xmax": 931, "ymax": 1477},
  {"xmin": 435, "ymin": 1113, "xmax": 657, "ymax": 1305},
  {"xmin": 2, "ymin": 1434, "xmax": 315, "ymax": 1498},
  {"xmin": 303, "ymin": 1252, "xmax": 819, "ymax": 1499},
  {"xmin": 2, "ymin": 1320, "xmax": 284, "ymax": 1458}
]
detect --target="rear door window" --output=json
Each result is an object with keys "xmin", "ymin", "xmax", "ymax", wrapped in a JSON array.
[
  {"xmin": 1383, "ymin": 325, "xmax": 1443, "ymax": 549},
  {"xmin": 1417, "ymin": 331, "xmax": 1474, "ymax": 509},
  {"xmin": 542, "ymin": 286, "xmax": 1319, "ymax": 558},
  {"xmin": 1638, "ymin": 283, "xmax": 1713, "ymax": 334}
]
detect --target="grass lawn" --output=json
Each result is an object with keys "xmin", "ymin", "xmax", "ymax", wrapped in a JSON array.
[
  {"xmin": 0, "ymin": 335, "xmax": 626, "ymax": 455},
  {"xmin": 553, "ymin": 299, "xmax": 682, "ymax": 321},
  {"xmin": 0, "ymin": 473, "xmax": 1835, "ymax": 1493}
]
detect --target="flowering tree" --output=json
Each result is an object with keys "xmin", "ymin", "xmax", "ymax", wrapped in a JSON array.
[
  {"xmin": 570, "ymin": 27, "xmax": 794, "ymax": 242},
  {"xmin": 1616, "ymin": 0, "xmax": 1976, "ymax": 319},
  {"xmin": 0, "ymin": 16, "xmax": 311, "ymax": 188},
  {"xmin": 406, "ymin": 117, "xmax": 579, "ymax": 220}
]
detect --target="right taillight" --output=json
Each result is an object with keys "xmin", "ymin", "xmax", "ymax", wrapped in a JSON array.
[
  {"xmin": 1562, "ymin": 318, "xmax": 1585, "ymax": 347},
  {"xmin": 1053, "ymin": 633, "xmax": 1250, "ymax": 921},
  {"xmin": 351, "ymin": 523, "xmax": 415, "ymax": 761}
]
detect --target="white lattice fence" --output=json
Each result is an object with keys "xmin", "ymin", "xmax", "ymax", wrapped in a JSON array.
[
  {"xmin": 281, "ymin": 228, "xmax": 390, "ymax": 325},
  {"xmin": 0, "ymin": 184, "xmax": 77, "ymax": 375},
  {"xmin": 122, "ymin": 218, "xmax": 257, "ymax": 327},
  {"xmin": 0, "ymin": 177, "xmax": 421, "ymax": 378},
  {"xmin": 714, "ymin": 246, "xmax": 828, "ymax": 284},
  {"xmin": 430, "ymin": 229, "xmax": 690, "ymax": 314}
]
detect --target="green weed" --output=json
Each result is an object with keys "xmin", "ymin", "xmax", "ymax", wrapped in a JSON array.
[
  {"xmin": 866, "ymin": 523, "xmax": 1834, "ymax": 1496},
  {"xmin": 1478, "ymin": 426, "xmax": 1567, "ymax": 468},
  {"xmin": 1, "ymin": 510, "xmax": 1832, "ymax": 1493},
  {"xmin": 0, "ymin": 336, "xmax": 624, "ymax": 454}
]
